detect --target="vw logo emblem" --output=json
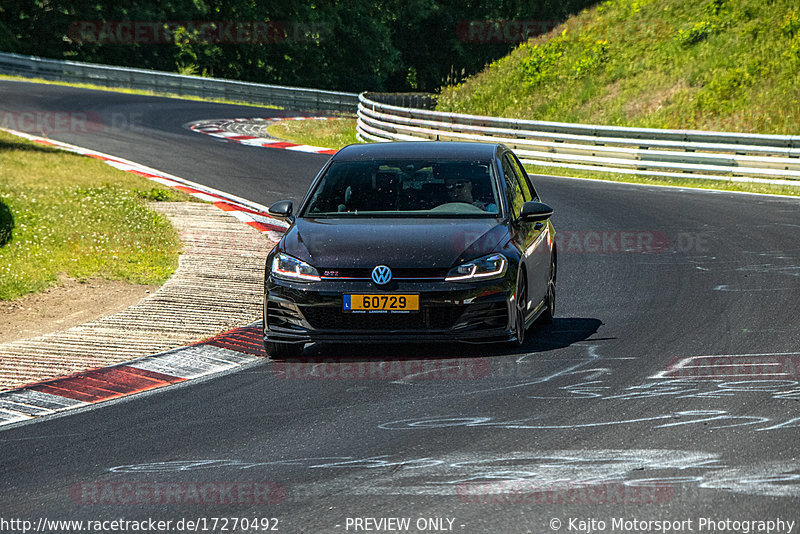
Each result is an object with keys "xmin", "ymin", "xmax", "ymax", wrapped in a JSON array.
[{"xmin": 371, "ymin": 265, "xmax": 392, "ymax": 285}]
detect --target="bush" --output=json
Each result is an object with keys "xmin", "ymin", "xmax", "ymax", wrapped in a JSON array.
[
  {"xmin": 696, "ymin": 66, "xmax": 755, "ymax": 112},
  {"xmin": 705, "ymin": 0, "xmax": 726, "ymax": 16},
  {"xmin": 677, "ymin": 21, "xmax": 718, "ymax": 46},
  {"xmin": 572, "ymin": 39, "xmax": 609, "ymax": 78},
  {"xmin": 788, "ymin": 35, "xmax": 800, "ymax": 61},
  {"xmin": 781, "ymin": 10, "xmax": 800, "ymax": 37},
  {"xmin": 519, "ymin": 43, "xmax": 563, "ymax": 86},
  {"xmin": 518, "ymin": 32, "xmax": 608, "ymax": 87}
]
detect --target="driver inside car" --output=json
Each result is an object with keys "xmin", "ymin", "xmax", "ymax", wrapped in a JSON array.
[{"xmin": 444, "ymin": 176, "xmax": 498, "ymax": 213}]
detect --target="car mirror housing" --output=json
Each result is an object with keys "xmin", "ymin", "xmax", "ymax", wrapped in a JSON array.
[
  {"xmin": 269, "ymin": 200, "xmax": 294, "ymax": 220},
  {"xmin": 519, "ymin": 201, "xmax": 553, "ymax": 222}
]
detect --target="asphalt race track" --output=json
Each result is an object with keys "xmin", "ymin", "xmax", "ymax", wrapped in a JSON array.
[{"xmin": 1, "ymin": 79, "xmax": 799, "ymax": 533}]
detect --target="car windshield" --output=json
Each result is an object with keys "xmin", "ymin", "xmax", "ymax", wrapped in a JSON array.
[{"xmin": 302, "ymin": 159, "xmax": 501, "ymax": 217}]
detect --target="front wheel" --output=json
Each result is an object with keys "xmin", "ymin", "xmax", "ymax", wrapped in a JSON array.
[
  {"xmin": 510, "ymin": 271, "xmax": 527, "ymax": 346},
  {"xmin": 537, "ymin": 255, "xmax": 556, "ymax": 325},
  {"xmin": 263, "ymin": 341, "xmax": 304, "ymax": 359}
]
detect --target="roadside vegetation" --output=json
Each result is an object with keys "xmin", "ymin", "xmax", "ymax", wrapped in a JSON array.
[
  {"xmin": 437, "ymin": 0, "xmax": 800, "ymax": 135},
  {"xmin": 0, "ymin": 130, "xmax": 189, "ymax": 301},
  {"xmin": 266, "ymin": 118, "xmax": 359, "ymax": 150},
  {"xmin": 1, "ymin": 1, "xmax": 597, "ymax": 92}
]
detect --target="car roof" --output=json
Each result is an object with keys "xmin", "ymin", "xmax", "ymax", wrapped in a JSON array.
[{"xmin": 332, "ymin": 141, "xmax": 502, "ymax": 162}]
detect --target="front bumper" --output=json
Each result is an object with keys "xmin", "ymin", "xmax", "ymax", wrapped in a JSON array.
[{"xmin": 264, "ymin": 277, "xmax": 514, "ymax": 344}]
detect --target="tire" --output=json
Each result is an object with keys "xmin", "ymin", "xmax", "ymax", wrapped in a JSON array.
[
  {"xmin": 263, "ymin": 341, "xmax": 304, "ymax": 359},
  {"xmin": 537, "ymin": 254, "xmax": 556, "ymax": 325},
  {"xmin": 510, "ymin": 271, "xmax": 527, "ymax": 346}
]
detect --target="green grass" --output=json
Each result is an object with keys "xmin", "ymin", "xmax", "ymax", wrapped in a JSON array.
[
  {"xmin": 0, "ymin": 130, "xmax": 190, "ymax": 300},
  {"xmin": 524, "ymin": 164, "xmax": 800, "ymax": 196},
  {"xmin": 437, "ymin": 0, "xmax": 800, "ymax": 135},
  {"xmin": 0, "ymin": 74, "xmax": 281, "ymax": 110},
  {"xmin": 266, "ymin": 117, "xmax": 359, "ymax": 150}
]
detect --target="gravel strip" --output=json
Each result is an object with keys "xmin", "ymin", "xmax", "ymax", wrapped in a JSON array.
[{"xmin": 0, "ymin": 202, "xmax": 276, "ymax": 391}]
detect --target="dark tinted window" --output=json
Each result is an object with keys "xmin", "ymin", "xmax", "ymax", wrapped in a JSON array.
[
  {"xmin": 501, "ymin": 154, "xmax": 526, "ymax": 218},
  {"xmin": 303, "ymin": 159, "xmax": 500, "ymax": 216},
  {"xmin": 508, "ymin": 153, "xmax": 538, "ymax": 201}
]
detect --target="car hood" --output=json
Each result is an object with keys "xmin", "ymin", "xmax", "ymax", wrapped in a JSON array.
[{"xmin": 281, "ymin": 217, "xmax": 508, "ymax": 269}]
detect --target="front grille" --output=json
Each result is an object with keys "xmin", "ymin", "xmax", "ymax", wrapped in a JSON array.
[{"xmin": 301, "ymin": 306, "xmax": 464, "ymax": 330}]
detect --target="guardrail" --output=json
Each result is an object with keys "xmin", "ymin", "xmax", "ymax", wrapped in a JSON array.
[
  {"xmin": 4, "ymin": 51, "xmax": 797, "ymax": 183},
  {"xmin": 0, "ymin": 51, "xmax": 358, "ymax": 113},
  {"xmin": 357, "ymin": 92, "xmax": 800, "ymax": 185}
]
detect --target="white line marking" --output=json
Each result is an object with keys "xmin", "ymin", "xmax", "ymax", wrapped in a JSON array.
[
  {"xmin": 128, "ymin": 345, "xmax": 258, "ymax": 380},
  {"xmin": 682, "ymin": 363, "xmax": 781, "ymax": 368},
  {"xmin": 0, "ymin": 409, "xmax": 32, "ymax": 424},
  {"xmin": 286, "ymin": 144, "xmax": 331, "ymax": 153},
  {"xmin": 650, "ymin": 352, "xmax": 800, "ymax": 379}
]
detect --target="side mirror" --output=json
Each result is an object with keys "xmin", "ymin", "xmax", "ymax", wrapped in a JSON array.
[
  {"xmin": 268, "ymin": 200, "xmax": 294, "ymax": 220},
  {"xmin": 519, "ymin": 201, "xmax": 553, "ymax": 222}
]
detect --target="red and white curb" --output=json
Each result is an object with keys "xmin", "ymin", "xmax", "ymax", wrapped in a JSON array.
[
  {"xmin": 188, "ymin": 117, "xmax": 338, "ymax": 155},
  {"xmin": 0, "ymin": 325, "xmax": 266, "ymax": 427},
  {"xmin": 0, "ymin": 129, "xmax": 299, "ymax": 427},
  {"xmin": 0, "ymin": 128, "xmax": 290, "ymax": 238}
]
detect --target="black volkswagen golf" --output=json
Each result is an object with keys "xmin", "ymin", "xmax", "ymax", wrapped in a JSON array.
[{"xmin": 263, "ymin": 141, "xmax": 556, "ymax": 357}]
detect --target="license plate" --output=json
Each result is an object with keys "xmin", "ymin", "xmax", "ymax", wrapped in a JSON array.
[{"xmin": 343, "ymin": 294, "xmax": 419, "ymax": 312}]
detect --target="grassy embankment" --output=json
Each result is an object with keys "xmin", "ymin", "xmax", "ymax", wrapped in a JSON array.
[
  {"xmin": 0, "ymin": 130, "xmax": 191, "ymax": 300},
  {"xmin": 265, "ymin": 118, "xmax": 359, "ymax": 150},
  {"xmin": 438, "ymin": 0, "xmax": 800, "ymax": 193},
  {"xmin": 269, "ymin": 0, "xmax": 800, "ymax": 196},
  {"xmin": 439, "ymin": 0, "xmax": 800, "ymax": 132}
]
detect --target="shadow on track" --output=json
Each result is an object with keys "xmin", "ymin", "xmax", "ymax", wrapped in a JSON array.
[{"xmin": 277, "ymin": 317, "xmax": 604, "ymax": 362}]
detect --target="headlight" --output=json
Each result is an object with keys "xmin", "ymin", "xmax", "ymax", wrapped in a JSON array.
[
  {"xmin": 446, "ymin": 253, "xmax": 507, "ymax": 282},
  {"xmin": 271, "ymin": 253, "xmax": 320, "ymax": 282}
]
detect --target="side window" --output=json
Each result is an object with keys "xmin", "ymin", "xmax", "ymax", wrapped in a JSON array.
[
  {"xmin": 501, "ymin": 154, "xmax": 525, "ymax": 218},
  {"xmin": 509, "ymin": 153, "xmax": 538, "ymax": 201}
]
